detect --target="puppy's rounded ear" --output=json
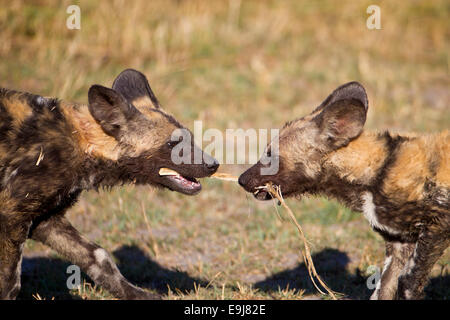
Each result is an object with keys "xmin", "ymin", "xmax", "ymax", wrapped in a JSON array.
[
  {"xmin": 112, "ymin": 68, "xmax": 161, "ymax": 109},
  {"xmin": 314, "ymin": 82, "xmax": 368, "ymax": 149},
  {"xmin": 88, "ymin": 85, "xmax": 139, "ymax": 138},
  {"xmin": 312, "ymin": 81, "xmax": 368, "ymax": 114}
]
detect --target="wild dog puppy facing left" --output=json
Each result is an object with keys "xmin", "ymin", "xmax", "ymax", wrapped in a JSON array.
[
  {"xmin": 0, "ymin": 69, "xmax": 219, "ymax": 299},
  {"xmin": 239, "ymin": 82, "xmax": 449, "ymax": 300}
]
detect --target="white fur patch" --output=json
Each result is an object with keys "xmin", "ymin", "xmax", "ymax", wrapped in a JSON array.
[
  {"xmin": 361, "ymin": 192, "xmax": 399, "ymax": 235},
  {"xmin": 381, "ymin": 256, "xmax": 393, "ymax": 275},
  {"xmin": 404, "ymin": 289, "xmax": 412, "ymax": 299},
  {"xmin": 372, "ymin": 255, "xmax": 392, "ymax": 298},
  {"xmin": 370, "ymin": 290, "xmax": 379, "ymax": 300},
  {"xmin": 93, "ymin": 248, "xmax": 108, "ymax": 264},
  {"xmin": 2, "ymin": 168, "xmax": 18, "ymax": 186},
  {"xmin": 35, "ymin": 96, "xmax": 46, "ymax": 105}
]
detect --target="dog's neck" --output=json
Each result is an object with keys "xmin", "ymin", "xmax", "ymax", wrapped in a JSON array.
[
  {"xmin": 323, "ymin": 131, "xmax": 390, "ymax": 186},
  {"xmin": 317, "ymin": 131, "xmax": 399, "ymax": 210},
  {"xmin": 60, "ymin": 101, "xmax": 122, "ymax": 161}
]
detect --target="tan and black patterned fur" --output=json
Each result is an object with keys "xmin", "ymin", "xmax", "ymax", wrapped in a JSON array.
[
  {"xmin": 239, "ymin": 82, "xmax": 449, "ymax": 299},
  {"xmin": 0, "ymin": 69, "xmax": 218, "ymax": 299}
]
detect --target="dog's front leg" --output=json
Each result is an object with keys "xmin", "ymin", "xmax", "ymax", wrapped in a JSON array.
[
  {"xmin": 397, "ymin": 229, "xmax": 449, "ymax": 299},
  {"xmin": 29, "ymin": 214, "xmax": 159, "ymax": 300},
  {"xmin": 0, "ymin": 214, "xmax": 31, "ymax": 300},
  {"xmin": 371, "ymin": 240, "xmax": 415, "ymax": 300}
]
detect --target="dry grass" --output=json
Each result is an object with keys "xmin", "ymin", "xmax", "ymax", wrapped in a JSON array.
[{"xmin": 1, "ymin": 0, "xmax": 448, "ymax": 300}]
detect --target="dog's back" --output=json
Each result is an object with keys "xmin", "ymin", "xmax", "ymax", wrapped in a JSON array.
[
  {"xmin": 0, "ymin": 88, "xmax": 82, "ymax": 213},
  {"xmin": 382, "ymin": 131, "xmax": 449, "ymax": 210}
]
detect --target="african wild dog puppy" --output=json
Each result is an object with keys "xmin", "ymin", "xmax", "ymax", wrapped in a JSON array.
[
  {"xmin": 0, "ymin": 69, "xmax": 219, "ymax": 300},
  {"xmin": 239, "ymin": 82, "xmax": 449, "ymax": 299}
]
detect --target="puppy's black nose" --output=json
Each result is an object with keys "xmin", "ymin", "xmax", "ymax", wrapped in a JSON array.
[
  {"xmin": 238, "ymin": 174, "xmax": 247, "ymax": 187},
  {"xmin": 205, "ymin": 160, "xmax": 219, "ymax": 172}
]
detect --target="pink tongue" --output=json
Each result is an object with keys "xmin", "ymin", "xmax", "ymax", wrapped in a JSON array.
[{"xmin": 170, "ymin": 175, "xmax": 199, "ymax": 188}]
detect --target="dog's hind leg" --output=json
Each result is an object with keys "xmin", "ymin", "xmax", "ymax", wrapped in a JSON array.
[{"xmin": 29, "ymin": 214, "xmax": 159, "ymax": 300}]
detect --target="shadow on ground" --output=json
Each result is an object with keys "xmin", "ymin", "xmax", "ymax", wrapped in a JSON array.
[
  {"xmin": 18, "ymin": 245, "xmax": 206, "ymax": 300},
  {"xmin": 254, "ymin": 248, "xmax": 449, "ymax": 300},
  {"xmin": 18, "ymin": 246, "xmax": 448, "ymax": 300}
]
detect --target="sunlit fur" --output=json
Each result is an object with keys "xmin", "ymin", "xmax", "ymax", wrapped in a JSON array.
[
  {"xmin": 239, "ymin": 82, "xmax": 449, "ymax": 300},
  {"xmin": 0, "ymin": 69, "xmax": 217, "ymax": 300}
]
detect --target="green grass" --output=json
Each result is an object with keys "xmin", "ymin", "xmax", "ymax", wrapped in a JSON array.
[{"xmin": 0, "ymin": 0, "xmax": 448, "ymax": 300}]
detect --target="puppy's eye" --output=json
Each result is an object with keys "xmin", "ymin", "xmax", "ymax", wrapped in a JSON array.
[{"xmin": 266, "ymin": 150, "xmax": 272, "ymax": 157}]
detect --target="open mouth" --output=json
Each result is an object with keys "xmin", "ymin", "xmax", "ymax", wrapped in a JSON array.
[
  {"xmin": 254, "ymin": 187, "xmax": 298, "ymax": 202},
  {"xmin": 252, "ymin": 184, "xmax": 295, "ymax": 201},
  {"xmin": 159, "ymin": 168, "xmax": 202, "ymax": 195},
  {"xmin": 253, "ymin": 187, "xmax": 273, "ymax": 201}
]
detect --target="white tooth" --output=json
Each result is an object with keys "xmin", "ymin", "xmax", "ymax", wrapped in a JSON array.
[{"xmin": 159, "ymin": 168, "xmax": 179, "ymax": 176}]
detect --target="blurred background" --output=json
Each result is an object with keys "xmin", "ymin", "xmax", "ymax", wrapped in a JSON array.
[{"xmin": 0, "ymin": 0, "xmax": 448, "ymax": 299}]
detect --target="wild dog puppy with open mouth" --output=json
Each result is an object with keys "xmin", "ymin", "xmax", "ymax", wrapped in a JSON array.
[
  {"xmin": 239, "ymin": 82, "xmax": 449, "ymax": 300},
  {"xmin": 0, "ymin": 69, "xmax": 218, "ymax": 299}
]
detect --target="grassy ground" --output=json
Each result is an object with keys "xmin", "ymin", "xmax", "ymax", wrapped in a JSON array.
[{"xmin": 1, "ymin": 0, "xmax": 448, "ymax": 299}]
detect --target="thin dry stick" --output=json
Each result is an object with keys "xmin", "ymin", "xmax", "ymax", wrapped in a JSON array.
[
  {"xmin": 207, "ymin": 171, "xmax": 337, "ymax": 299},
  {"xmin": 35, "ymin": 146, "xmax": 44, "ymax": 166},
  {"xmin": 159, "ymin": 168, "xmax": 336, "ymax": 298},
  {"xmin": 159, "ymin": 168, "xmax": 239, "ymax": 182},
  {"xmin": 269, "ymin": 191, "xmax": 284, "ymax": 222},
  {"xmin": 210, "ymin": 172, "xmax": 238, "ymax": 182},
  {"xmin": 264, "ymin": 183, "xmax": 338, "ymax": 300}
]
